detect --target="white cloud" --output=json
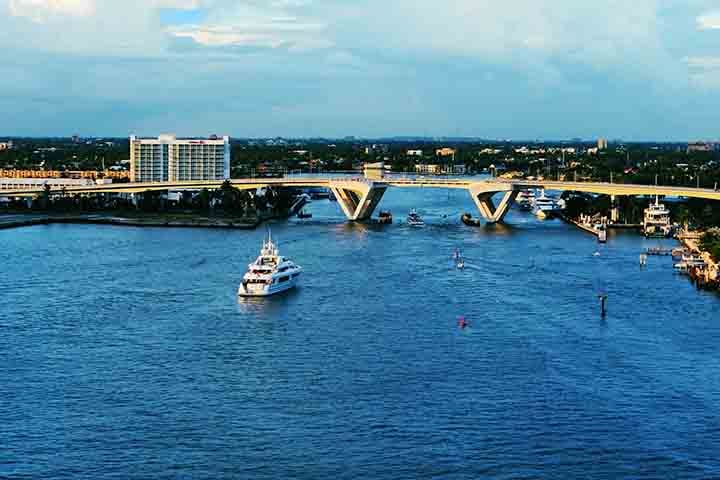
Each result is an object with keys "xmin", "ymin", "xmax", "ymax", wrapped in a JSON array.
[
  {"xmin": 166, "ymin": 3, "xmax": 332, "ymax": 51},
  {"xmin": 152, "ymin": 0, "xmax": 201, "ymax": 9},
  {"xmin": 8, "ymin": 0, "xmax": 95, "ymax": 22},
  {"xmin": 685, "ymin": 56, "xmax": 720, "ymax": 69},
  {"xmin": 697, "ymin": 10, "xmax": 720, "ymax": 30}
]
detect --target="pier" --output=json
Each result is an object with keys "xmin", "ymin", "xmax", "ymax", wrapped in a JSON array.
[{"xmin": 560, "ymin": 214, "xmax": 607, "ymax": 242}]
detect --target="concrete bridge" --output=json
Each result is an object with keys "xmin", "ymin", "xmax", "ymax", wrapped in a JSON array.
[{"xmin": 3, "ymin": 176, "xmax": 720, "ymax": 223}]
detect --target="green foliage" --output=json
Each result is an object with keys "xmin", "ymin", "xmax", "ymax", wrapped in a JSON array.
[{"xmin": 699, "ymin": 231, "xmax": 720, "ymax": 263}]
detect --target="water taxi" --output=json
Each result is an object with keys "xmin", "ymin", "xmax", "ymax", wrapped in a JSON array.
[{"xmin": 238, "ymin": 233, "xmax": 302, "ymax": 297}]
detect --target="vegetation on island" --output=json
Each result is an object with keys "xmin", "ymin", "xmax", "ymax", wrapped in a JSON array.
[{"xmin": 3, "ymin": 178, "xmax": 297, "ymax": 223}]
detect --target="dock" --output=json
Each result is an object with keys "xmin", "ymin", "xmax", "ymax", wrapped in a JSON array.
[
  {"xmin": 678, "ymin": 230, "xmax": 719, "ymax": 289},
  {"xmin": 644, "ymin": 247, "xmax": 673, "ymax": 256},
  {"xmin": 560, "ymin": 214, "xmax": 607, "ymax": 242}
]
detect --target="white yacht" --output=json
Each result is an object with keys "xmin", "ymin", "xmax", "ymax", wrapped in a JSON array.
[
  {"xmin": 238, "ymin": 233, "xmax": 302, "ymax": 297},
  {"xmin": 643, "ymin": 197, "xmax": 673, "ymax": 238},
  {"xmin": 407, "ymin": 209, "xmax": 425, "ymax": 227},
  {"xmin": 532, "ymin": 189, "xmax": 561, "ymax": 219},
  {"xmin": 516, "ymin": 189, "xmax": 535, "ymax": 211}
]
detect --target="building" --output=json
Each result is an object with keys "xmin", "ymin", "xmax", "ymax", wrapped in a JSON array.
[
  {"xmin": 0, "ymin": 169, "xmax": 129, "ymax": 180},
  {"xmin": 597, "ymin": 138, "xmax": 608, "ymax": 150},
  {"xmin": 363, "ymin": 162, "xmax": 385, "ymax": 180},
  {"xmin": 687, "ymin": 142, "xmax": 713, "ymax": 153},
  {"xmin": 130, "ymin": 134, "xmax": 230, "ymax": 183},
  {"xmin": 0, "ymin": 177, "xmax": 99, "ymax": 191},
  {"xmin": 415, "ymin": 164, "xmax": 442, "ymax": 175},
  {"xmin": 406, "ymin": 149, "xmax": 423, "ymax": 157},
  {"xmin": 414, "ymin": 163, "xmax": 466, "ymax": 175},
  {"xmin": 0, "ymin": 141, "xmax": 13, "ymax": 151},
  {"xmin": 436, "ymin": 147, "xmax": 456, "ymax": 157}
]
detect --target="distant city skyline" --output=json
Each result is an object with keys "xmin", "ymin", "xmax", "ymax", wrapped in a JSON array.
[{"xmin": 1, "ymin": 0, "xmax": 720, "ymax": 140}]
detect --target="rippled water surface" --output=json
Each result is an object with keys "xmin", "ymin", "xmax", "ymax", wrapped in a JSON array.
[{"xmin": 2, "ymin": 188, "xmax": 720, "ymax": 479}]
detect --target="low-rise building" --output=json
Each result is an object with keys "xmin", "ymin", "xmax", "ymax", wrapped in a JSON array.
[
  {"xmin": 0, "ymin": 177, "xmax": 103, "ymax": 191},
  {"xmin": 436, "ymin": 148, "xmax": 456, "ymax": 157},
  {"xmin": 415, "ymin": 164, "xmax": 442, "ymax": 175},
  {"xmin": 688, "ymin": 142, "xmax": 713, "ymax": 153},
  {"xmin": 406, "ymin": 149, "xmax": 423, "ymax": 157},
  {"xmin": 415, "ymin": 163, "xmax": 466, "ymax": 175}
]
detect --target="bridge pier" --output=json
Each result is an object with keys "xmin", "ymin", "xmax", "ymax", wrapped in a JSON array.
[
  {"xmin": 610, "ymin": 195, "xmax": 621, "ymax": 223},
  {"xmin": 330, "ymin": 181, "xmax": 387, "ymax": 221},
  {"xmin": 468, "ymin": 185, "xmax": 518, "ymax": 224}
]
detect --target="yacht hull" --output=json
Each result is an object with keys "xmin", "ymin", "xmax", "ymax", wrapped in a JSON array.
[{"xmin": 238, "ymin": 276, "xmax": 300, "ymax": 297}]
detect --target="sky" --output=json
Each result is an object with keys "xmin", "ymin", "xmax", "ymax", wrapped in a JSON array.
[{"xmin": 1, "ymin": 0, "xmax": 719, "ymax": 140}]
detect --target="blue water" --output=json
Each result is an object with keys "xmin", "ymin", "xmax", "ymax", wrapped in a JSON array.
[{"xmin": 2, "ymin": 188, "xmax": 720, "ymax": 479}]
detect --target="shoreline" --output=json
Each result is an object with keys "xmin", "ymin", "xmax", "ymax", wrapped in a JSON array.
[
  {"xmin": 0, "ymin": 214, "xmax": 263, "ymax": 230},
  {"xmin": 679, "ymin": 232, "xmax": 720, "ymax": 290}
]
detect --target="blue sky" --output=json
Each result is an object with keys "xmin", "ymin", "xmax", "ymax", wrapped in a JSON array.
[{"xmin": 1, "ymin": 0, "xmax": 719, "ymax": 140}]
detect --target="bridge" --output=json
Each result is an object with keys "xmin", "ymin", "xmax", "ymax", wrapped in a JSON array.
[{"xmin": 2, "ymin": 176, "xmax": 720, "ymax": 223}]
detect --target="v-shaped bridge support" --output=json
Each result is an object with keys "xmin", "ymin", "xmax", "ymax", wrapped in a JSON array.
[
  {"xmin": 468, "ymin": 185, "xmax": 518, "ymax": 224},
  {"xmin": 330, "ymin": 181, "xmax": 387, "ymax": 221}
]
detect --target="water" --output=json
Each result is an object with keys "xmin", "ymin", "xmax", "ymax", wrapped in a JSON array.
[{"xmin": 2, "ymin": 188, "xmax": 720, "ymax": 479}]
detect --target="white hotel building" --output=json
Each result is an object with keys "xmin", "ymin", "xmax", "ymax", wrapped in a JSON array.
[{"xmin": 130, "ymin": 134, "xmax": 230, "ymax": 183}]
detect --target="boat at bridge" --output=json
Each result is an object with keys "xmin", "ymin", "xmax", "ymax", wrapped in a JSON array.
[
  {"xmin": 238, "ymin": 233, "xmax": 302, "ymax": 297},
  {"xmin": 532, "ymin": 189, "xmax": 562, "ymax": 219},
  {"xmin": 377, "ymin": 210, "xmax": 393, "ymax": 224},
  {"xmin": 516, "ymin": 189, "xmax": 535, "ymax": 211},
  {"xmin": 461, "ymin": 213, "xmax": 482, "ymax": 227}
]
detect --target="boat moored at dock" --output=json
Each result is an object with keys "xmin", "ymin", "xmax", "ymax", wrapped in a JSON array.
[
  {"xmin": 515, "ymin": 189, "xmax": 535, "ymax": 211},
  {"xmin": 532, "ymin": 189, "xmax": 562, "ymax": 219},
  {"xmin": 643, "ymin": 197, "xmax": 674, "ymax": 238}
]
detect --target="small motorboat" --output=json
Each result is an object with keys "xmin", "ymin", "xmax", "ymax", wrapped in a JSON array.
[
  {"xmin": 457, "ymin": 259, "xmax": 465, "ymax": 270},
  {"xmin": 461, "ymin": 213, "xmax": 482, "ymax": 227},
  {"xmin": 407, "ymin": 209, "xmax": 425, "ymax": 227},
  {"xmin": 377, "ymin": 210, "xmax": 393, "ymax": 224}
]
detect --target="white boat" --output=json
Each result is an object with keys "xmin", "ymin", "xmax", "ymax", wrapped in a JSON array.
[
  {"xmin": 643, "ymin": 197, "xmax": 673, "ymax": 238},
  {"xmin": 674, "ymin": 254, "xmax": 706, "ymax": 272},
  {"xmin": 532, "ymin": 189, "xmax": 561, "ymax": 219},
  {"xmin": 516, "ymin": 189, "xmax": 535, "ymax": 211},
  {"xmin": 238, "ymin": 233, "xmax": 302, "ymax": 297},
  {"xmin": 407, "ymin": 209, "xmax": 425, "ymax": 227}
]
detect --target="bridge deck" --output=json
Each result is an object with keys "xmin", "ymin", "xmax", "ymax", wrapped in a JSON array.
[{"xmin": 1, "ymin": 176, "xmax": 720, "ymax": 201}]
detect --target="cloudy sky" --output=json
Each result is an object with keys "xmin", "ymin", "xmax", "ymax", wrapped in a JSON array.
[{"xmin": 1, "ymin": 0, "xmax": 719, "ymax": 140}]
